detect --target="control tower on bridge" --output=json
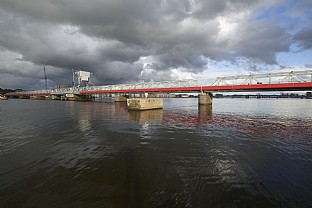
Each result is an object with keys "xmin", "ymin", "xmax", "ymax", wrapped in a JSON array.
[{"xmin": 72, "ymin": 70, "xmax": 92, "ymax": 87}]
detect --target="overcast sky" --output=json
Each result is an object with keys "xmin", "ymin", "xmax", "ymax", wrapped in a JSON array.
[{"xmin": 0, "ymin": 0, "xmax": 311, "ymax": 89}]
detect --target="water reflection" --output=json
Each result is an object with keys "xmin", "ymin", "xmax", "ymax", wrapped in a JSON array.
[
  {"xmin": 128, "ymin": 110, "xmax": 163, "ymax": 142},
  {"xmin": 128, "ymin": 109, "xmax": 163, "ymax": 124},
  {"xmin": 78, "ymin": 110, "xmax": 92, "ymax": 133},
  {"xmin": 0, "ymin": 99, "xmax": 312, "ymax": 207}
]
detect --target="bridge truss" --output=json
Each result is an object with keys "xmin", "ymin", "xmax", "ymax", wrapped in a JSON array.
[
  {"xmin": 212, "ymin": 70, "xmax": 312, "ymax": 86},
  {"xmin": 79, "ymin": 79, "xmax": 199, "ymax": 93},
  {"xmin": 5, "ymin": 70, "xmax": 312, "ymax": 97}
]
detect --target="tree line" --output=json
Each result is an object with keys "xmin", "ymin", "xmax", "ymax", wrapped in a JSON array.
[{"xmin": 0, "ymin": 88, "xmax": 23, "ymax": 94}]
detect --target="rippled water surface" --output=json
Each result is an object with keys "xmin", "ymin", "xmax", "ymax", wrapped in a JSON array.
[{"xmin": 0, "ymin": 98, "xmax": 312, "ymax": 207}]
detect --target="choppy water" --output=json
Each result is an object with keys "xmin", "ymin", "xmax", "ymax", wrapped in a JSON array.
[{"xmin": 0, "ymin": 98, "xmax": 311, "ymax": 207}]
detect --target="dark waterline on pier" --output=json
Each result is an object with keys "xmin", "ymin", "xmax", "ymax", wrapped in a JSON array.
[{"xmin": 0, "ymin": 98, "xmax": 312, "ymax": 207}]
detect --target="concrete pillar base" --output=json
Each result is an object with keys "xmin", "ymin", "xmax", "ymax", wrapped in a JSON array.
[
  {"xmin": 65, "ymin": 93, "xmax": 91, "ymax": 101},
  {"xmin": 127, "ymin": 98, "xmax": 163, "ymax": 111},
  {"xmin": 115, "ymin": 95, "xmax": 128, "ymax": 102},
  {"xmin": 30, "ymin": 95, "xmax": 45, "ymax": 100},
  {"xmin": 198, "ymin": 105, "xmax": 212, "ymax": 117},
  {"xmin": 198, "ymin": 92, "xmax": 213, "ymax": 105}
]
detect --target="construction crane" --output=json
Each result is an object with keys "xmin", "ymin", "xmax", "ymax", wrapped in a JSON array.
[{"xmin": 44, "ymin": 66, "xmax": 48, "ymax": 90}]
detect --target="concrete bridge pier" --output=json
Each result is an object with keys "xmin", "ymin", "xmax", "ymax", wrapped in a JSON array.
[
  {"xmin": 127, "ymin": 98, "xmax": 163, "ymax": 111},
  {"xmin": 115, "ymin": 94, "xmax": 128, "ymax": 102},
  {"xmin": 127, "ymin": 93, "xmax": 163, "ymax": 111},
  {"xmin": 64, "ymin": 93, "xmax": 93, "ymax": 101},
  {"xmin": 198, "ymin": 92, "xmax": 213, "ymax": 105},
  {"xmin": 52, "ymin": 95, "xmax": 62, "ymax": 100},
  {"xmin": 19, "ymin": 96, "xmax": 30, "ymax": 99},
  {"xmin": 198, "ymin": 104, "xmax": 212, "ymax": 120}
]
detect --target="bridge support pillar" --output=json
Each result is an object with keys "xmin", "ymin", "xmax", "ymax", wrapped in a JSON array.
[
  {"xmin": 115, "ymin": 95, "xmax": 128, "ymax": 102},
  {"xmin": 52, "ymin": 95, "xmax": 62, "ymax": 100},
  {"xmin": 127, "ymin": 98, "xmax": 163, "ymax": 111},
  {"xmin": 30, "ymin": 95, "xmax": 45, "ymax": 100},
  {"xmin": 198, "ymin": 92, "xmax": 212, "ymax": 105},
  {"xmin": 198, "ymin": 105, "xmax": 212, "ymax": 121}
]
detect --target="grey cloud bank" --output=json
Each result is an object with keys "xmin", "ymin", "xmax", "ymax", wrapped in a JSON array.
[{"xmin": 0, "ymin": 0, "xmax": 311, "ymax": 89}]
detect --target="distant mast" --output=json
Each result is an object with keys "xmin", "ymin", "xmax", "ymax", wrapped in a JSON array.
[
  {"xmin": 44, "ymin": 65, "xmax": 48, "ymax": 90},
  {"xmin": 72, "ymin": 69, "xmax": 75, "ymax": 87}
]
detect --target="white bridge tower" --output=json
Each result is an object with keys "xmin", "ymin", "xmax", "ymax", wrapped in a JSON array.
[{"xmin": 72, "ymin": 70, "xmax": 92, "ymax": 87}]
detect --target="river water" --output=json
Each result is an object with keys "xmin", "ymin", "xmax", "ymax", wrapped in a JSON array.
[{"xmin": 0, "ymin": 98, "xmax": 311, "ymax": 207}]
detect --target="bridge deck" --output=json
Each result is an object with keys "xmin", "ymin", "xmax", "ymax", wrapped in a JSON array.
[
  {"xmin": 79, "ymin": 82, "xmax": 312, "ymax": 94},
  {"xmin": 6, "ymin": 82, "xmax": 312, "ymax": 97}
]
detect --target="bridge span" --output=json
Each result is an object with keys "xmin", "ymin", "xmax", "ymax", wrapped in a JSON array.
[
  {"xmin": 79, "ymin": 82, "xmax": 312, "ymax": 94},
  {"xmin": 5, "ymin": 70, "xmax": 312, "ymax": 109},
  {"xmin": 6, "ymin": 70, "xmax": 312, "ymax": 95}
]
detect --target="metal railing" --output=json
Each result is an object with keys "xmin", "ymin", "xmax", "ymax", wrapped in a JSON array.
[
  {"xmin": 6, "ymin": 79, "xmax": 199, "ymax": 96},
  {"xmin": 6, "ymin": 89, "xmax": 50, "ymax": 96},
  {"xmin": 79, "ymin": 79, "xmax": 199, "ymax": 93},
  {"xmin": 212, "ymin": 70, "xmax": 312, "ymax": 86}
]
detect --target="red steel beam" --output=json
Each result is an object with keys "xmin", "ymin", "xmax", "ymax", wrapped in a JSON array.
[{"xmin": 80, "ymin": 82, "xmax": 312, "ymax": 94}]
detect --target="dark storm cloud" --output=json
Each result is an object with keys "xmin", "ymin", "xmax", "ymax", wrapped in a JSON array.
[
  {"xmin": 98, "ymin": 43, "xmax": 150, "ymax": 63},
  {"xmin": 294, "ymin": 23, "xmax": 312, "ymax": 50},
  {"xmin": 288, "ymin": 0, "xmax": 312, "ymax": 51},
  {"xmin": 0, "ymin": 0, "xmax": 303, "ymax": 89},
  {"xmin": 92, "ymin": 61, "xmax": 143, "ymax": 85}
]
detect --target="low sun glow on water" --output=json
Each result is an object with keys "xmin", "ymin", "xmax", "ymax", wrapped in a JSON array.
[{"xmin": 0, "ymin": 98, "xmax": 311, "ymax": 207}]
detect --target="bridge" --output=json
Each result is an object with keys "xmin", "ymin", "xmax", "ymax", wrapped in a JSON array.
[{"xmin": 5, "ymin": 70, "xmax": 312, "ymax": 110}]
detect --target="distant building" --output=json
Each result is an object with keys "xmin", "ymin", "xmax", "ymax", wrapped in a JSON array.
[
  {"xmin": 176, "ymin": 94, "xmax": 189, "ymax": 98},
  {"xmin": 54, "ymin": 85, "xmax": 68, "ymax": 89}
]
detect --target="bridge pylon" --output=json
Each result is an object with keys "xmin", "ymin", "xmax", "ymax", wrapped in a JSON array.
[{"xmin": 198, "ymin": 91, "xmax": 213, "ymax": 105}]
